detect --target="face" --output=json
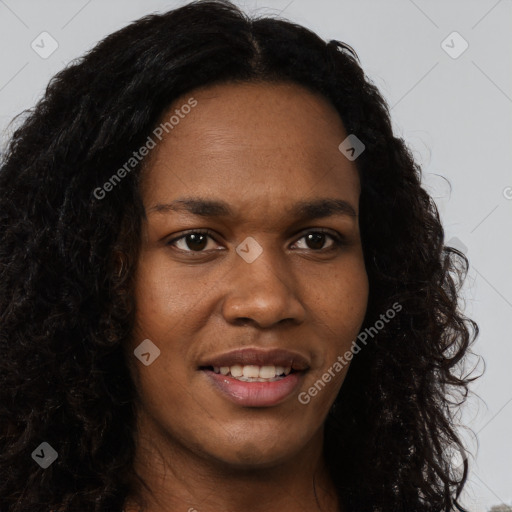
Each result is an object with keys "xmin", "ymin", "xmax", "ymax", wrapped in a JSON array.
[{"xmin": 127, "ymin": 81, "xmax": 369, "ymax": 470}]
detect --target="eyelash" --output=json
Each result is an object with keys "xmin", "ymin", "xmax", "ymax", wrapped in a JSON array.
[{"xmin": 166, "ymin": 228, "xmax": 346, "ymax": 254}]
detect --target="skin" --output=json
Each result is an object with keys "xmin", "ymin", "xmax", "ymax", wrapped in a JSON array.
[{"xmin": 124, "ymin": 81, "xmax": 369, "ymax": 512}]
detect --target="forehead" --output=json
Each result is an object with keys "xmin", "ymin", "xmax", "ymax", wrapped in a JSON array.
[{"xmin": 140, "ymin": 81, "xmax": 360, "ymax": 213}]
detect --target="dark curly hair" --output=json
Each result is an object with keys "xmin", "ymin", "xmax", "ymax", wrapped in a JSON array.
[{"xmin": 0, "ymin": 1, "xmax": 479, "ymax": 511}]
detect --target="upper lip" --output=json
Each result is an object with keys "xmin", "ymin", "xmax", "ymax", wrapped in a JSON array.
[{"xmin": 199, "ymin": 348, "xmax": 310, "ymax": 371}]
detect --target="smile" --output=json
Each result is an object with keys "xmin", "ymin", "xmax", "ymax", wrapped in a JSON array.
[{"xmin": 198, "ymin": 348, "xmax": 309, "ymax": 407}]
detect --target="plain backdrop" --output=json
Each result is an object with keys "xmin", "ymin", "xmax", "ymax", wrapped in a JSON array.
[{"xmin": 0, "ymin": 1, "xmax": 511, "ymax": 510}]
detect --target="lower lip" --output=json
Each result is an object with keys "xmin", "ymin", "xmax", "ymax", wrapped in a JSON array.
[{"xmin": 202, "ymin": 369, "xmax": 305, "ymax": 407}]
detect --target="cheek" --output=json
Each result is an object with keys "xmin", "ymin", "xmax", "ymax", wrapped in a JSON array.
[
  {"xmin": 304, "ymin": 258, "xmax": 368, "ymax": 391},
  {"xmin": 132, "ymin": 251, "xmax": 197, "ymax": 334},
  {"xmin": 311, "ymin": 260, "xmax": 368, "ymax": 334},
  {"xmin": 130, "ymin": 250, "xmax": 217, "ymax": 382}
]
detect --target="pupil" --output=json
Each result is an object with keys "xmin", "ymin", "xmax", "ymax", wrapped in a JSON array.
[
  {"xmin": 307, "ymin": 233, "xmax": 325, "ymax": 250},
  {"xmin": 187, "ymin": 233, "xmax": 207, "ymax": 251}
]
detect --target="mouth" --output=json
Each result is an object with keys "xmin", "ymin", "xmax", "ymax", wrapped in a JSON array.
[
  {"xmin": 198, "ymin": 348, "xmax": 309, "ymax": 407},
  {"xmin": 199, "ymin": 364, "xmax": 296, "ymax": 382}
]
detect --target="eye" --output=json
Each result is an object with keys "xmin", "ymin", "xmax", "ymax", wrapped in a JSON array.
[
  {"xmin": 292, "ymin": 230, "xmax": 344, "ymax": 251},
  {"xmin": 167, "ymin": 229, "xmax": 220, "ymax": 252}
]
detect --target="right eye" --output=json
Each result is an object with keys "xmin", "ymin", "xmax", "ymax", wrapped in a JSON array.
[{"xmin": 167, "ymin": 229, "xmax": 222, "ymax": 253}]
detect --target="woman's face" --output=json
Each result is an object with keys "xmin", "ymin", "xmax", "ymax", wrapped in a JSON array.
[{"xmin": 128, "ymin": 81, "xmax": 369, "ymax": 469}]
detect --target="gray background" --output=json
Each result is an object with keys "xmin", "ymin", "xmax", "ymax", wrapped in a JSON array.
[{"xmin": 1, "ymin": 1, "xmax": 511, "ymax": 510}]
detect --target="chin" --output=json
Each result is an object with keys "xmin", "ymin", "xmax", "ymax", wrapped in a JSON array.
[{"xmin": 200, "ymin": 431, "xmax": 304, "ymax": 469}]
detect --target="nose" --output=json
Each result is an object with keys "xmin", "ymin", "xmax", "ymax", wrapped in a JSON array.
[{"xmin": 221, "ymin": 246, "xmax": 306, "ymax": 329}]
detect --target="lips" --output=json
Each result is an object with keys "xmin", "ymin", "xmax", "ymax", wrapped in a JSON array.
[{"xmin": 198, "ymin": 348, "xmax": 310, "ymax": 407}]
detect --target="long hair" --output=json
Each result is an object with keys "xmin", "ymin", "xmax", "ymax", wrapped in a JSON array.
[{"xmin": 0, "ymin": 1, "xmax": 479, "ymax": 510}]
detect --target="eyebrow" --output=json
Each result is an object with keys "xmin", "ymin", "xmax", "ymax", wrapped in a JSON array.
[{"xmin": 147, "ymin": 197, "xmax": 357, "ymax": 220}]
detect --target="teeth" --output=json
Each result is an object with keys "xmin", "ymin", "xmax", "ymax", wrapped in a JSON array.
[
  {"xmin": 259, "ymin": 365, "xmax": 276, "ymax": 379},
  {"xmin": 230, "ymin": 364, "xmax": 243, "ymax": 378},
  {"xmin": 242, "ymin": 365, "xmax": 260, "ymax": 378},
  {"xmin": 211, "ymin": 364, "xmax": 292, "ymax": 380}
]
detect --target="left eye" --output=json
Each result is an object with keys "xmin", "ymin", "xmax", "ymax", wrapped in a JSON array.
[{"xmin": 292, "ymin": 231, "xmax": 341, "ymax": 251}]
